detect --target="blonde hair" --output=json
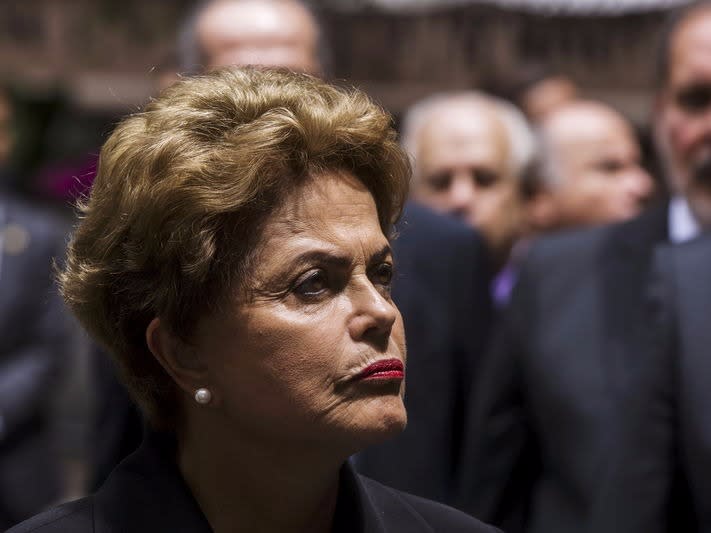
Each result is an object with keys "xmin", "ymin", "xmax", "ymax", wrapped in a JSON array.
[{"xmin": 59, "ymin": 67, "xmax": 409, "ymax": 428}]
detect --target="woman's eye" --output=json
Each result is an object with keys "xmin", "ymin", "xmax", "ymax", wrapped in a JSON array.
[
  {"xmin": 372, "ymin": 263, "xmax": 394, "ymax": 290},
  {"xmin": 293, "ymin": 270, "xmax": 329, "ymax": 298}
]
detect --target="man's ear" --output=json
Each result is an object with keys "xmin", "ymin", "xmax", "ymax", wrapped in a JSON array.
[{"xmin": 146, "ymin": 317, "xmax": 211, "ymax": 400}]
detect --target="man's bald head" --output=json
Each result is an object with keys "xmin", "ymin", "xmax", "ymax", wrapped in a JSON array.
[
  {"xmin": 403, "ymin": 92, "xmax": 534, "ymax": 267},
  {"xmin": 530, "ymin": 100, "xmax": 653, "ymax": 231},
  {"xmin": 180, "ymin": 0, "xmax": 322, "ymax": 75}
]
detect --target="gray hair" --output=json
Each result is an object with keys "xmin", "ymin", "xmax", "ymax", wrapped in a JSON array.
[{"xmin": 400, "ymin": 91, "xmax": 536, "ymax": 182}]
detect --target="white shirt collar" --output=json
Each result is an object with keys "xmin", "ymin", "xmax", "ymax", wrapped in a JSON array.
[{"xmin": 668, "ymin": 195, "xmax": 702, "ymax": 244}]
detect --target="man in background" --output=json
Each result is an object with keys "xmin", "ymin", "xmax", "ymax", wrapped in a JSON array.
[
  {"xmin": 591, "ymin": 2, "xmax": 711, "ymax": 530},
  {"xmin": 455, "ymin": 2, "xmax": 711, "ymax": 532},
  {"xmin": 402, "ymin": 92, "xmax": 535, "ymax": 274},
  {"xmin": 591, "ymin": 235, "xmax": 711, "ymax": 533},
  {"xmin": 526, "ymin": 100, "xmax": 654, "ymax": 233}
]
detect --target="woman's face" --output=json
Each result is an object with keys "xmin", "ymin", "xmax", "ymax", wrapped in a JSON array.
[{"xmin": 192, "ymin": 172, "xmax": 407, "ymax": 454}]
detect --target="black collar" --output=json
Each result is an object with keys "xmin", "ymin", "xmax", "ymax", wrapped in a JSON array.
[{"xmin": 93, "ymin": 431, "xmax": 393, "ymax": 533}]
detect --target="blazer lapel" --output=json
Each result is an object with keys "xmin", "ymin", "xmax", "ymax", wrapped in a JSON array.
[
  {"xmin": 93, "ymin": 432, "xmax": 212, "ymax": 533},
  {"xmin": 600, "ymin": 203, "xmax": 669, "ymax": 399},
  {"xmin": 333, "ymin": 463, "xmax": 388, "ymax": 533}
]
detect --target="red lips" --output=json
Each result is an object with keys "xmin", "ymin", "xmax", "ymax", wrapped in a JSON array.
[{"xmin": 355, "ymin": 358, "xmax": 405, "ymax": 381}]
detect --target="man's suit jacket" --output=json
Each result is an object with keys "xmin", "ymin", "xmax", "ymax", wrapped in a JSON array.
[
  {"xmin": 591, "ymin": 234, "xmax": 711, "ymax": 533},
  {"xmin": 9, "ymin": 431, "xmax": 501, "ymax": 533},
  {"xmin": 0, "ymin": 193, "xmax": 69, "ymax": 528},
  {"xmin": 354, "ymin": 202, "xmax": 493, "ymax": 504},
  {"xmin": 455, "ymin": 204, "xmax": 669, "ymax": 533}
]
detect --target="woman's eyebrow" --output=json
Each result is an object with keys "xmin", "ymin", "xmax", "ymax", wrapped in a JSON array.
[
  {"xmin": 282, "ymin": 244, "xmax": 392, "ymax": 272},
  {"xmin": 370, "ymin": 244, "xmax": 393, "ymax": 265},
  {"xmin": 285, "ymin": 249, "xmax": 352, "ymax": 271}
]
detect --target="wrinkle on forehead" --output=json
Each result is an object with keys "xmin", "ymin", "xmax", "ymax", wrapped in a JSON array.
[{"xmin": 261, "ymin": 173, "xmax": 382, "ymax": 246}]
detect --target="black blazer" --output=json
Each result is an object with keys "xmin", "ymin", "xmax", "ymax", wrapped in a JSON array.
[
  {"xmin": 354, "ymin": 202, "xmax": 493, "ymax": 503},
  {"xmin": 0, "ymin": 193, "xmax": 70, "ymax": 528},
  {"xmin": 591, "ymin": 234, "xmax": 711, "ymax": 533},
  {"xmin": 89, "ymin": 202, "xmax": 494, "ymax": 505},
  {"xmin": 8, "ymin": 431, "xmax": 500, "ymax": 533},
  {"xmin": 455, "ymin": 205, "xmax": 669, "ymax": 533}
]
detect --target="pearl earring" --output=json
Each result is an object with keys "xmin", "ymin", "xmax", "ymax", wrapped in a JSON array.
[{"xmin": 194, "ymin": 388, "xmax": 212, "ymax": 405}]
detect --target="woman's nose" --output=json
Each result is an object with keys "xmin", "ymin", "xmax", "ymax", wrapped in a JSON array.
[{"xmin": 348, "ymin": 280, "xmax": 398, "ymax": 348}]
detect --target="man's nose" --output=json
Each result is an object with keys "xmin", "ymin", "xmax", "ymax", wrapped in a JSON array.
[
  {"xmin": 448, "ymin": 173, "xmax": 476, "ymax": 212},
  {"xmin": 624, "ymin": 166, "xmax": 655, "ymax": 201}
]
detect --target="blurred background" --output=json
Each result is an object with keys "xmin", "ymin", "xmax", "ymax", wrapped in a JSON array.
[{"xmin": 0, "ymin": 0, "xmax": 690, "ymax": 204}]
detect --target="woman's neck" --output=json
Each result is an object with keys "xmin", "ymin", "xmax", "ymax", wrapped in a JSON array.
[{"xmin": 177, "ymin": 415, "xmax": 343, "ymax": 533}]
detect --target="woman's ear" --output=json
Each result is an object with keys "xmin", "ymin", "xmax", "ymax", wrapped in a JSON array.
[{"xmin": 146, "ymin": 317, "xmax": 210, "ymax": 400}]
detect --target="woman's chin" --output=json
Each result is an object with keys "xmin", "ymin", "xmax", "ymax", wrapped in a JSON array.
[{"xmin": 343, "ymin": 396, "xmax": 408, "ymax": 451}]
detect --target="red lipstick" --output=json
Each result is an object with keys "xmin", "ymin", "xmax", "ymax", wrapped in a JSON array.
[{"xmin": 355, "ymin": 359, "xmax": 404, "ymax": 381}]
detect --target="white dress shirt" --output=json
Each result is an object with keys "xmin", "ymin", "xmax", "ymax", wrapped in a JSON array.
[{"xmin": 668, "ymin": 194, "xmax": 702, "ymax": 244}]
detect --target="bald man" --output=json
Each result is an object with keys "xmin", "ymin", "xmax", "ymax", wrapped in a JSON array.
[
  {"xmin": 456, "ymin": 3, "xmax": 711, "ymax": 531},
  {"xmin": 404, "ymin": 93, "xmax": 535, "ymax": 271},
  {"xmin": 180, "ymin": 0, "xmax": 321, "ymax": 75},
  {"xmin": 527, "ymin": 100, "xmax": 654, "ymax": 232}
]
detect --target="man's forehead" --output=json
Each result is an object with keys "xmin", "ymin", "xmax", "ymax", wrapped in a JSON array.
[
  {"xmin": 198, "ymin": 0, "xmax": 317, "ymax": 44},
  {"xmin": 565, "ymin": 136, "xmax": 638, "ymax": 166},
  {"xmin": 669, "ymin": 7, "xmax": 711, "ymax": 82},
  {"xmin": 545, "ymin": 102, "xmax": 629, "ymax": 141},
  {"xmin": 420, "ymin": 103, "xmax": 505, "ymax": 146}
]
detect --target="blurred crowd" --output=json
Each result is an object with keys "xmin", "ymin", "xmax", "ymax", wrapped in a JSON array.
[{"xmin": 1, "ymin": 0, "xmax": 710, "ymax": 531}]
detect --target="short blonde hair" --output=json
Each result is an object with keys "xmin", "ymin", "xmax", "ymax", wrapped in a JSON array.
[{"xmin": 60, "ymin": 67, "xmax": 409, "ymax": 428}]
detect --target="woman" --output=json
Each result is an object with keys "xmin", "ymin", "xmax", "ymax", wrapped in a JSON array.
[{"xmin": 9, "ymin": 68, "xmax": 498, "ymax": 532}]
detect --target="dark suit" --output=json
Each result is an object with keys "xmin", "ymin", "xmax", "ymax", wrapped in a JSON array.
[
  {"xmin": 354, "ymin": 202, "xmax": 493, "ymax": 503},
  {"xmin": 591, "ymin": 234, "xmax": 711, "ymax": 533},
  {"xmin": 0, "ymin": 192, "xmax": 70, "ymax": 528},
  {"xmin": 88, "ymin": 350, "xmax": 143, "ymax": 490},
  {"xmin": 456, "ymin": 205, "xmax": 669, "ymax": 532},
  {"xmin": 8, "ymin": 431, "xmax": 501, "ymax": 533}
]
